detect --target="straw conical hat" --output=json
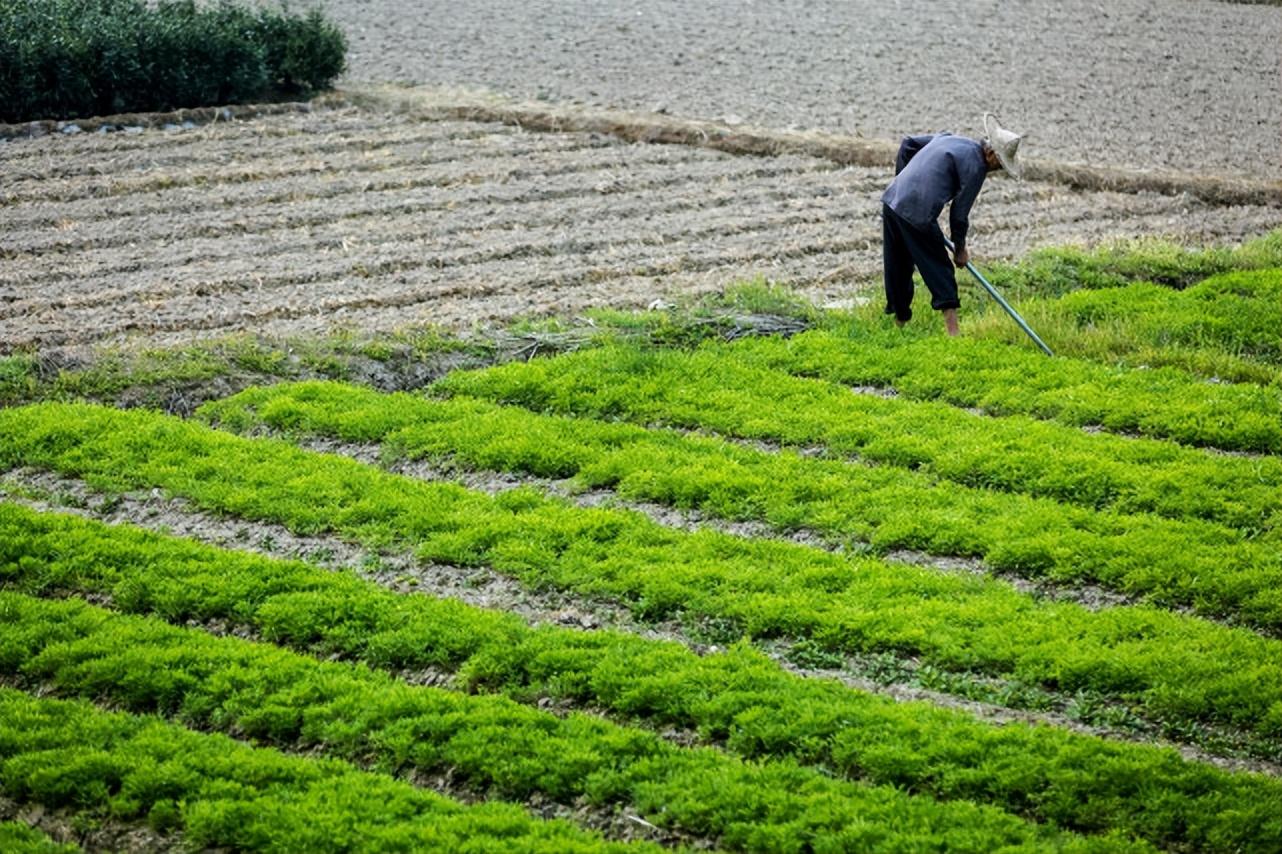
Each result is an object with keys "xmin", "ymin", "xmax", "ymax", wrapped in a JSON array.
[{"xmin": 984, "ymin": 113, "xmax": 1025, "ymax": 179}]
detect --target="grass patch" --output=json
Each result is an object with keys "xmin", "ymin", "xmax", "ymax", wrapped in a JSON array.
[
  {"xmin": 0, "ymin": 329, "xmax": 490, "ymax": 413},
  {"xmin": 0, "ymin": 822, "xmax": 78, "ymax": 854},
  {"xmin": 977, "ymin": 231, "xmax": 1282, "ymax": 296}
]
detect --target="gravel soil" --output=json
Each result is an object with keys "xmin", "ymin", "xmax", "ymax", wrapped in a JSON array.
[
  {"xmin": 328, "ymin": 0, "xmax": 1282, "ymax": 181},
  {"xmin": 3, "ymin": 102, "xmax": 1278, "ymax": 353}
]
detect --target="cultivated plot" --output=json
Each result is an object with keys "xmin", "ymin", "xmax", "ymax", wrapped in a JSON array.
[
  {"xmin": 3, "ymin": 101, "xmax": 1278, "ymax": 353},
  {"xmin": 2, "ymin": 257, "xmax": 1280, "ymax": 851}
]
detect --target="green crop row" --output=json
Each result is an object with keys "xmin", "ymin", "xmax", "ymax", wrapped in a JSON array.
[
  {"xmin": 200, "ymin": 380, "xmax": 1281, "ymax": 630},
  {"xmin": 1, "ymin": 589, "xmax": 1148, "ymax": 854},
  {"xmin": 1049, "ymin": 269, "xmax": 1280, "ymax": 365},
  {"xmin": 723, "ymin": 323, "xmax": 1280, "ymax": 453},
  {"xmin": 978, "ymin": 231, "xmax": 1282, "ymax": 296},
  {"xmin": 963, "ymin": 268, "xmax": 1282, "ymax": 383},
  {"xmin": 0, "ymin": 685, "xmax": 662, "ymax": 854},
  {"xmin": 423, "ymin": 357, "xmax": 1281, "ymax": 627},
  {"xmin": 5, "ymin": 504, "xmax": 1279, "ymax": 852},
  {"xmin": 207, "ymin": 377, "xmax": 1279, "ymax": 536},
  {"xmin": 1, "ymin": 405, "xmax": 1278, "ymax": 744},
  {"xmin": 0, "ymin": 822, "xmax": 78, "ymax": 854},
  {"xmin": 431, "ymin": 344, "xmax": 1280, "ymax": 525}
]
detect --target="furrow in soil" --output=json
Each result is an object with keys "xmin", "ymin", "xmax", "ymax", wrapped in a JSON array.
[
  {"xmin": 0, "ymin": 165, "xmax": 865, "ymax": 294},
  {"xmin": 0, "ymin": 118, "xmax": 506, "ymax": 184},
  {"xmin": 0, "ymin": 143, "xmax": 806, "ymax": 253},
  {"xmin": 0, "ymin": 131, "xmax": 664, "ymax": 221},
  {"xmin": 1, "ymin": 174, "xmax": 867, "ymax": 317}
]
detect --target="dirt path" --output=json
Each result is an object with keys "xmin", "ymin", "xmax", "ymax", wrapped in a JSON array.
[{"xmin": 2, "ymin": 98, "xmax": 1277, "ymax": 354}]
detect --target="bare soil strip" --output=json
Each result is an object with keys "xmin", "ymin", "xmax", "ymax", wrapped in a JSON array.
[
  {"xmin": 0, "ymin": 145, "xmax": 788, "ymax": 265},
  {"xmin": 0, "ymin": 156, "xmax": 839, "ymax": 273},
  {"xmin": 1, "ymin": 118, "xmax": 499, "ymax": 184},
  {"xmin": 2, "ymin": 153, "xmax": 848, "ymax": 257},
  {"xmin": 6, "ymin": 467, "xmax": 1272, "ymax": 775},
  {"xmin": 0, "ymin": 132, "xmax": 663, "ymax": 219},
  {"xmin": 3, "ymin": 98, "xmax": 1277, "ymax": 354},
  {"xmin": 0, "ymin": 794, "xmax": 173, "ymax": 854},
  {"xmin": 0, "ymin": 128, "xmax": 621, "ymax": 210}
]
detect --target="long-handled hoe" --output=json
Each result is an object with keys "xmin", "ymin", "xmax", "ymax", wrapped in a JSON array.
[{"xmin": 944, "ymin": 237, "xmax": 1053, "ymax": 356}]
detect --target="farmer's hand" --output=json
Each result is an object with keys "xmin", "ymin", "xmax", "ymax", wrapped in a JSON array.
[{"xmin": 953, "ymin": 246, "xmax": 970, "ymax": 268}]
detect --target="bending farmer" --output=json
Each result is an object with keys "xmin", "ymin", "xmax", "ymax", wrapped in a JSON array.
[{"xmin": 880, "ymin": 114, "xmax": 1024, "ymax": 336}]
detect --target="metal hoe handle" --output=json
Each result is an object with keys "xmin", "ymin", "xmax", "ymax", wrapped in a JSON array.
[{"xmin": 943, "ymin": 237, "xmax": 1053, "ymax": 357}]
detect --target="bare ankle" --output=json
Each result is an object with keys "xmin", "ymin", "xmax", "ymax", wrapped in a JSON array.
[{"xmin": 943, "ymin": 308, "xmax": 959, "ymax": 337}]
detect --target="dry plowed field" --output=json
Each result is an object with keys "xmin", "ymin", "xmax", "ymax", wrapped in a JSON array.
[
  {"xmin": 329, "ymin": 0, "xmax": 1282, "ymax": 182},
  {"xmin": 2, "ymin": 97, "xmax": 1278, "ymax": 353}
]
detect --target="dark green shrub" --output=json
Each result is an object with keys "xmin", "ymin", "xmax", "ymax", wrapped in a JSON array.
[
  {"xmin": 255, "ymin": 7, "xmax": 347, "ymax": 94},
  {"xmin": 143, "ymin": 1, "xmax": 269, "ymax": 111},
  {"xmin": 0, "ymin": 0, "xmax": 346, "ymax": 123}
]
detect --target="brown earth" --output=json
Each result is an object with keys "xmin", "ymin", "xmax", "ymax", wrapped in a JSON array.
[
  {"xmin": 324, "ymin": 0, "xmax": 1282, "ymax": 182},
  {"xmin": 2, "ymin": 95, "xmax": 1278, "ymax": 355}
]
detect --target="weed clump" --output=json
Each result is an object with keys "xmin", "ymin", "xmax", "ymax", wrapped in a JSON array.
[{"xmin": 981, "ymin": 231, "xmax": 1282, "ymax": 296}]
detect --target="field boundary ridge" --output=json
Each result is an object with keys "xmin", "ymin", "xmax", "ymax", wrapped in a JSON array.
[{"xmin": 346, "ymin": 84, "xmax": 1282, "ymax": 209}]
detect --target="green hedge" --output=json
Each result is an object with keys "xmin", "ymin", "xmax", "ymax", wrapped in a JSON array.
[{"xmin": 0, "ymin": 0, "xmax": 346, "ymax": 123}]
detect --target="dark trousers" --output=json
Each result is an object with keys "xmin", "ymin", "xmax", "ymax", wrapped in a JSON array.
[{"xmin": 881, "ymin": 205, "xmax": 960, "ymax": 322}]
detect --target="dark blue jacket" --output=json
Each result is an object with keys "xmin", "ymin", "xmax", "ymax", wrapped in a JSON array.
[{"xmin": 880, "ymin": 133, "xmax": 987, "ymax": 251}]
